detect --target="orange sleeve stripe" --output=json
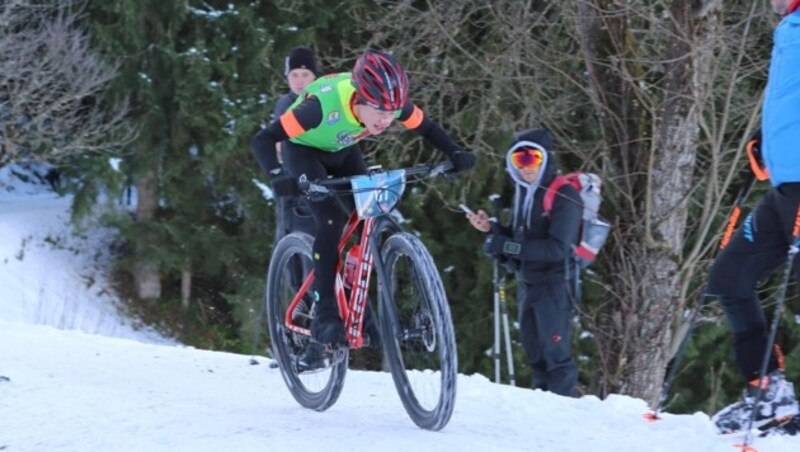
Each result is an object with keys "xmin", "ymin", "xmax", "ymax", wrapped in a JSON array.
[
  {"xmin": 746, "ymin": 140, "xmax": 769, "ymax": 182},
  {"xmin": 279, "ymin": 112, "xmax": 306, "ymax": 138},
  {"xmin": 401, "ymin": 105, "xmax": 424, "ymax": 129}
]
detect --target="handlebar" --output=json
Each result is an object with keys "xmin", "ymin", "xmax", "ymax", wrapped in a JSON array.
[{"xmin": 298, "ymin": 161, "xmax": 454, "ymax": 199}]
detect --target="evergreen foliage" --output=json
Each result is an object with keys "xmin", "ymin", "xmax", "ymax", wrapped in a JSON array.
[{"xmin": 79, "ymin": 0, "xmax": 277, "ymax": 348}]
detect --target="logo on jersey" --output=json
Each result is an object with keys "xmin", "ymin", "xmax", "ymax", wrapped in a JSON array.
[
  {"xmin": 319, "ymin": 84, "xmax": 333, "ymax": 93},
  {"xmin": 336, "ymin": 129, "xmax": 371, "ymax": 146},
  {"xmin": 327, "ymin": 111, "xmax": 340, "ymax": 125}
]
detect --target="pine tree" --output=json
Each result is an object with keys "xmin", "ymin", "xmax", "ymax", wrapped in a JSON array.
[{"xmin": 77, "ymin": 1, "xmax": 277, "ymax": 346}]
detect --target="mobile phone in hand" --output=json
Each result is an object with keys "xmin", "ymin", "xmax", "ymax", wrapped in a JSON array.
[{"xmin": 459, "ymin": 203, "xmax": 475, "ymax": 215}]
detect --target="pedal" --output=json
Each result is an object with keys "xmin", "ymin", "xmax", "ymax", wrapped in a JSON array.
[
  {"xmin": 328, "ymin": 343, "xmax": 348, "ymax": 365},
  {"xmin": 296, "ymin": 356, "xmax": 331, "ymax": 373},
  {"xmin": 295, "ymin": 342, "xmax": 329, "ymax": 373},
  {"xmin": 294, "ymin": 342, "xmax": 348, "ymax": 373}
]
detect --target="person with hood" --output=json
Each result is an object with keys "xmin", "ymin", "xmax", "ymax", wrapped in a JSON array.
[
  {"xmin": 704, "ymin": 0, "xmax": 800, "ymax": 435},
  {"xmin": 466, "ymin": 128, "xmax": 583, "ymax": 397}
]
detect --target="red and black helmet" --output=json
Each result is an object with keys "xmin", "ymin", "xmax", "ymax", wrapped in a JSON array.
[{"xmin": 353, "ymin": 49, "xmax": 409, "ymax": 111}]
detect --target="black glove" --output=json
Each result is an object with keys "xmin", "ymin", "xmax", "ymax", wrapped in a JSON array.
[
  {"xmin": 483, "ymin": 233, "xmax": 522, "ymax": 257},
  {"xmin": 747, "ymin": 129, "xmax": 762, "ymax": 160},
  {"xmin": 270, "ymin": 170, "xmax": 300, "ymax": 197},
  {"xmin": 749, "ymin": 129, "xmax": 761, "ymax": 144},
  {"xmin": 449, "ymin": 150, "xmax": 476, "ymax": 173}
]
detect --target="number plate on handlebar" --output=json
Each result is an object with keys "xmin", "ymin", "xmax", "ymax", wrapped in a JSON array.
[{"xmin": 351, "ymin": 170, "xmax": 407, "ymax": 218}]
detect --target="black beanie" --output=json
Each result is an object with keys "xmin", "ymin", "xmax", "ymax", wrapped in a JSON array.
[{"xmin": 284, "ymin": 46, "xmax": 319, "ymax": 76}]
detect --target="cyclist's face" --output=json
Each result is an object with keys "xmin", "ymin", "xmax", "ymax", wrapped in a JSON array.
[
  {"xmin": 287, "ymin": 69, "xmax": 316, "ymax": 95},
  {"xmin": 355, "ymin": 104, "xmax": 398, "ymax": 135}
]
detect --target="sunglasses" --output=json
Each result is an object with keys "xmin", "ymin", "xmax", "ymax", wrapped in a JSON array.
[{"xmin": 510, "ymin": 148, "xmax": 544, "ymax": 170}]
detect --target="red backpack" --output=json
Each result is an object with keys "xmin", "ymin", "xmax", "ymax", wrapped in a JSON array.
[{"xmin": 543, "ymin": 172, "xmax": 610, "ymax": 268}]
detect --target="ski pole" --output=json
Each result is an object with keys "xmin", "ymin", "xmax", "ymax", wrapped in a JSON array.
[
  {"xmin": 492, "ymin": 253, "xmax": 501, "ymax": 384},
  {"xmin": 249, "ymin": 280, "xmax": 267, "ymax": 364},
  {"xmin": 488, "ymin": 194, "xmax": 502, "ymax": 384},
  {"xmin": 488, "ymin": 193, "xmax": 516, "ymax": 385},
  {"xmin": 738, "ymin": 226, "xmax": 800, "ymax": 450},
  {"xmin": 498, "ymin": 272, "xmax": 516, "ymax": 386},
  {"xmin": 645, "ymin": 172, "xmax": 757, "ymax": 421},
  {"xmin": 644, "ymin": 293, "xmax": 711, "ymax": 420}
]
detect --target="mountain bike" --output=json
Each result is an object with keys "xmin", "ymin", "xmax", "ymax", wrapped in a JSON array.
[{"xmin": 265, "ymin": 162, "xmax": 458, "ymax": 431}]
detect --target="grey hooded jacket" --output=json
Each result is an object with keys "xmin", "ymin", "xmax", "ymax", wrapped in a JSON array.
[{"xmin": 492, "ymin": 129, "xmax": 583, "ymax": 284}]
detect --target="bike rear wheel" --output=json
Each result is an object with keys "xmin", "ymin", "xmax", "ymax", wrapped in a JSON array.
[
  {"xmin": 266, "ymin": 232, "xmax": 347, "ymax": 411},
  {"xmin": 379, "ymin": 232, "xmax": 457, "ymax": 430}
]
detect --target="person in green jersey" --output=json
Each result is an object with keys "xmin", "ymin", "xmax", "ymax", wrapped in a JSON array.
[{"xmin": 252, "ymin": 49, "xmax": 475, "ymax": 346}]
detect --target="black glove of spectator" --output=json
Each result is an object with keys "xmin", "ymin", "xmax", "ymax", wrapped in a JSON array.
[
  {"xmin": 483, "ymin": 233, "xmax": 521, "ymax": 258},
  {"xmin": 270, "ymin": 170, "xmax": 300, "ymax": 197},
  {"xmin": 449, "ymin": 150, "xmax": 476, "ymax": 173}
]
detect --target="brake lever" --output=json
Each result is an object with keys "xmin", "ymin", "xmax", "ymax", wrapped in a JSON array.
[
  {"xmin": 299, "ymin": 180, "xmax": 330, "ymax": 202},
  {"xmin": 429, "ymin": 161, "xmax": 455, "ymax": 178}
]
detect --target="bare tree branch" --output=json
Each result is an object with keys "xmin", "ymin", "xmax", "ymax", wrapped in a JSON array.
[{"xmin": 0, "ymin": 0, "xmax": 133, "ymax": 167}]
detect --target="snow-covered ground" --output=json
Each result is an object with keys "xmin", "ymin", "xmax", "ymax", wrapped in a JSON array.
[
  {"xmin": 0, "ymin": 164, "xmax": 795, "ymax": 451},
  {"xmin": 0, "ymin": 164, "xmax": 167, "ymax": 343}
]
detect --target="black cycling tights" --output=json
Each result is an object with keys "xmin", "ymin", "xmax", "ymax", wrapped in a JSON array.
[{"xmin": 281, "ymin": 141, "xmax": 367, "ymax": 302}]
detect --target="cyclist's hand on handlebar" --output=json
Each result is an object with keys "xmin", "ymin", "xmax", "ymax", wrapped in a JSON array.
[
  {"xmin": 448, "ymin": 150, "xmax": 476, "ymax": 174},
  {"xmin": 270, "ymin": 170, "xmax": 300, "ymax": 197}
]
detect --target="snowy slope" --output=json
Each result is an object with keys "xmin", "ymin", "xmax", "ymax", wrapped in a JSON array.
[
  {"xmin": 0, "ymin": 165, "xmax": 796, "ymax": 452},
  {"xmin": 0, "ymin": 164, "xmax": 169, "ymax": 343},
  {"xmin": 1, "ymin": 320, "xmax": 796, "ymax": 452}
]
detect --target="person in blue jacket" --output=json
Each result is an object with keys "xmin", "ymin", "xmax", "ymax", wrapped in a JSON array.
[{"xmin": 706, "ymin": 0, "xmax": 800, "ymax": 434}]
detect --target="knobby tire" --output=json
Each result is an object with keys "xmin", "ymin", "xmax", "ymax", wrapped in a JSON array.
[
  {"xmin": 379, "ymin": 232, "xmax": 457, "ymax": 431},
  {"xmin": 266, "ymin": 232, "xmax": 347, "ymax": 411}
]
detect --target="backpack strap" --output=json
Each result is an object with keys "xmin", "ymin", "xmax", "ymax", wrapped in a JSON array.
[{"xmin": 543, "ymin": 174, "xmax": 571, "ymax": 214}]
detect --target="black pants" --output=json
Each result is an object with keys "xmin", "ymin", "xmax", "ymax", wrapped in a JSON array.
[
  {"xmin": 281, "ymin": 141, "xmax": 367, "ymax": 302},
  {"xmin": 706, "ymin": 185, "xmax": 800, "ymax": 382},
  {"xmin": 517, "ymin": 279, "xmax": 578, "ymax": 396}
]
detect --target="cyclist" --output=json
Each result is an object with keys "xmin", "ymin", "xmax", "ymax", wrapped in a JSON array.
[{"xmin": 252, "ymin": 49, "xmax": 476, "ymax": 346}]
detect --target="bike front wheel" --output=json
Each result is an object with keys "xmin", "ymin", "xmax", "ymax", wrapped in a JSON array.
[
  {"xmin": 265, "ymin": 232, "xmax": 347, "ymax": 411},
  {"xmin": 379, "ymin": 232, "xmax": 457, "ymax": 431}
]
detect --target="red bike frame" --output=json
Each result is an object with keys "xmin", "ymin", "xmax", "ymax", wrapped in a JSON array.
[{"xmin": 282, "ymin": 211, "xmax": 377, "ymax": 349}]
